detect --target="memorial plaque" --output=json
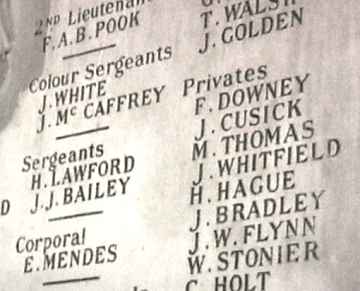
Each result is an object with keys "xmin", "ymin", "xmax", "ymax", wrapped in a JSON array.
[{"xmin": 0, "ymin": 0, "xmax": 359, "ymax": 290}]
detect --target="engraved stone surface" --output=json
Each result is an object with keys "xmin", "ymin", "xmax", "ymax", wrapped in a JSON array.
[{"xmin": 0, "ymin": 1, "xmax": 359, "ymax": 290}]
